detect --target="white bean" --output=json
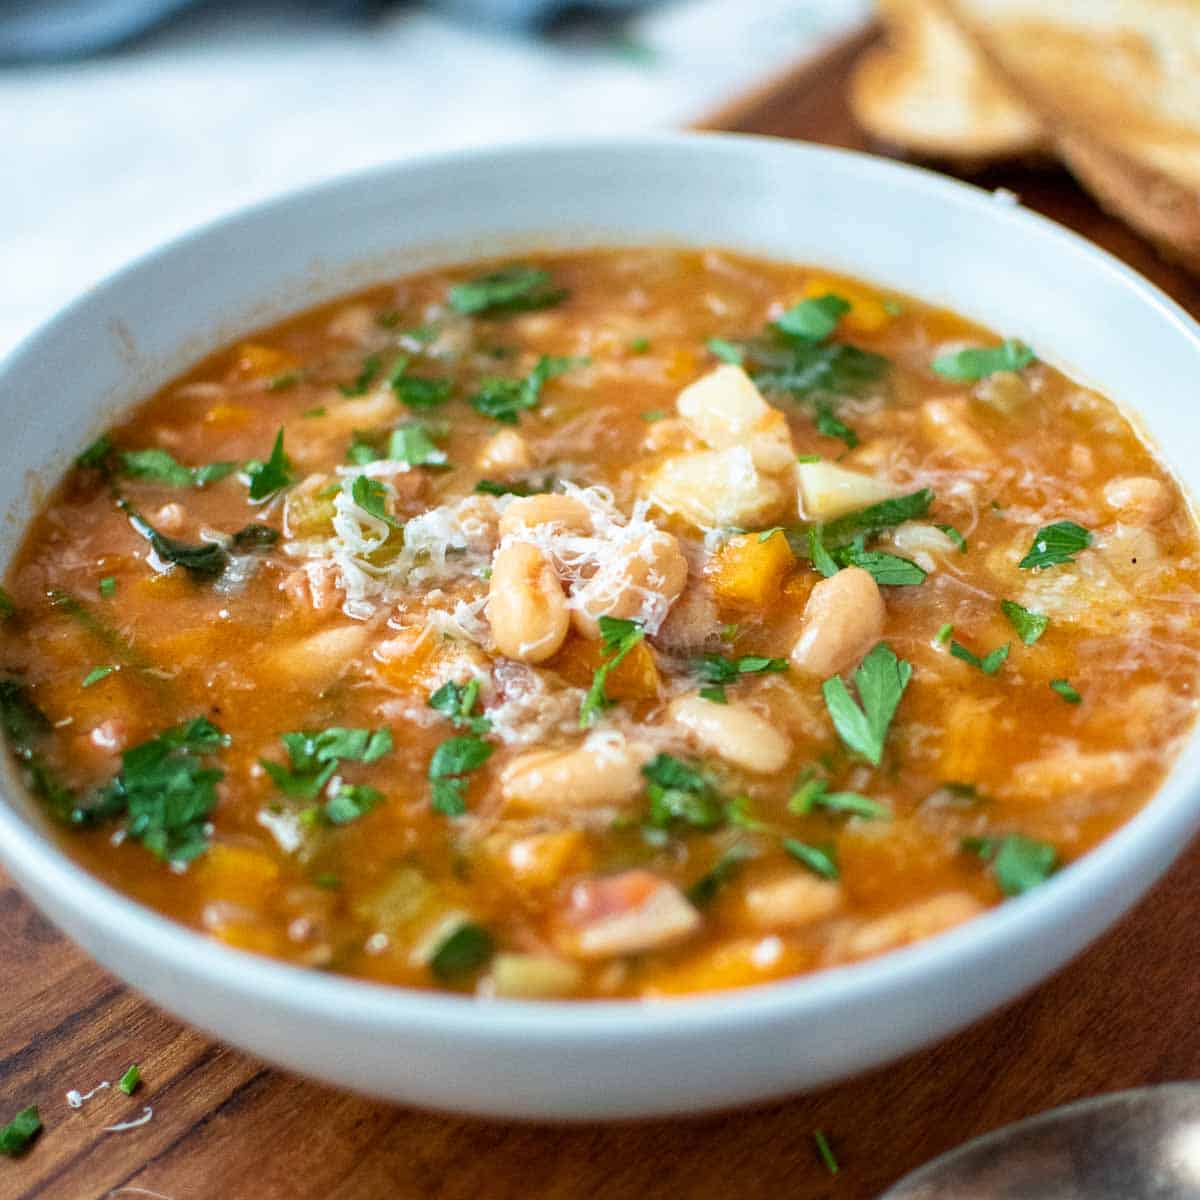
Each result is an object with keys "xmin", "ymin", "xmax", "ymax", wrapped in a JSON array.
[
  {"xmin": 669, "ymin": 694, "xmax": 792, "ymax": 774},
  {"xmin": 488, "ymin": 542, "xmax": 570, "ymax": 664},
  {"xmin": 790, "ymin": 567, "xmax": 884, "ymax": 676}
]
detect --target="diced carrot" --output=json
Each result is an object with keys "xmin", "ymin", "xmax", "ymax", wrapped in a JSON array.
[
  {"xmin": 640, "ymin": 936, "xmax": 811, "ymax": 996},
  {"xmin": 207, "ymin": 919, "xmax": 285, "ymax": 956},
  {"xmin": 229, "ymin": 342, "xmax": 296, "ymax": 380},
  {"xmin": 203, "ymin": 403, "xmax": 254, "ymax": 429},
  {"xmin": 939, "ymin": 695, "xmax": 999, "ymax": 781},
  {"xmin": 132, "ymin": 570, "xmax": 194, "ymax": 601},
  {"xmin": 666, "ymin": 347, "xmax": 697, "ymax": 383},
  {"xmin": 800, "ymin": 278, "xmax": 892, "ymax": 334},
  {"xmin": 550, "ymin": 633, "xmax": 660, "ymax": 701},
  {"xmin": 708, "ymin": 530, "xmax": 794, "ymax": 608},
  {"xmin": 501, "ymin": 831, "xmax": 589, "ymax": 893}
]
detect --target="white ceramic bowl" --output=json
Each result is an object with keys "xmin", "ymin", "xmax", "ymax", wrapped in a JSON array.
[{"xmin": 2, "ymin": 135, "xmax": 1199, "ymax": 1121}]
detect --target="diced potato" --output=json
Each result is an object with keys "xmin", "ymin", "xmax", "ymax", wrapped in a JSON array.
[
  {"xmin": 352, "ymin": 866, "xmax": 434, "ymax": 931},
  {"xmin": 550, "ymin": 633, "xmax": 660, "ymax": 702},
  {"xmin": 676, "ymin": 365, "xmax": 794, "ymax": 471},
  {"xmin": 938, "ymin": 694, "xmax": 1000, "ymax": 781},
  {"xmin": 230, "ymin": 342, "xmax": 296, "ymax": 380},
  {"xmin": 920, "ymin": 399, "xmax": 990, "ymax": 462},
  {"xmin": 796, "ymin": 461, "xmax": 900, "ymax": 521},
  {"xmin": 645, "ymin": 448, "xmax": 790, "ymax": 530},
  {"xmin": 197, "ymin": 844, "xmax": 281, "ymax": 908},
  {"xmin": 709, "ymin": 530, "xmax": 794, "ymax": 608},
  {"xmin": 502, "ymin": 830, "xmax": 589, "ymax": 892},
  {"xmin": 489, "ymin": 953, "xmax": 582, "ymax": 999},
  {"xmin": 799, "ymin": 278, "xmax": 892, "ymax": 334}
]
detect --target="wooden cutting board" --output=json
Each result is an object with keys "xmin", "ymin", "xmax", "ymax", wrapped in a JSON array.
[{"xmin": 4, "ymin": 27, "xmax": 1200, "ymax": 1200}]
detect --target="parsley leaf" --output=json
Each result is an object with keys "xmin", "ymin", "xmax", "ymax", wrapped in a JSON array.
[
  {"xmin": 963, "ymin": 834, "xmax": 1057, "ymax": 895},
  {"xmin": 706, "ymin": 337, "xmax": 745, "ymax": 365},
  {"xmin": 247, "ymin": 429, "xmax": 294, "ymax": 501},
  {"xmin": 753, "ymin": 340, "xmax": 888, "ymax": 401},
  {"xmin": 0, "ymin": 1105, "xmax": 41, "ymax": 1156},
  {"xmin": 99, "ymin": 577, "xmax": 117, "ymax": 598},
  {"xmin": 430, "ymin": 922, "xmax": 494, "ymax": 980},
  {"xmin": 428, "ymin": 734, "xmax": 494, "ymax": 816},
  {"xmin": 1018, "ymin": 521, "xmax": 1092, "ymax": 570},
  {"xmin": 691, "ymin": 653, "xmax": 788, "ymax": 685},
  {"xmin": 687, "ymin": 845, "xmax": 751, "ymax": 907},
  {"xmin": 428, "ymin": 679, "xmax": 491, "ymax": 734},
  {"xmin": 469, "ymin": 355, "xmax": 583, "ymax": 425},
  {"xmin": 783, "ymin": 838, "xmax": 839, "ymax": 880},
  {"xmin": 774, "ymin": 293, "xmax": 850, "ymax": 342},
  {"xmin": 788, "ymin": 774, "xmax": 888, "ymax": 819},
  {"xmin": 1050, "ymin": 678, "xmax": 1082, "ymax": 704},
  {"xmin": 937, "ymin": 524, "xmax": 967, "ymax": 551},
  {"xmin": 324, "ymin": 783, "xmax": 383, "ymax": 825},
  {"xmin": 82, "ymin": 665, "xmax": 114, "ymax": 688},
  {"xmin": 262, "ymin": 726, "xmax": 392, "ymax": 801},
  {"xmin": 120, "ymin": 448, "xmax": 236, "ymax": 489},
  {"xmin": 819, "ymin": 489, "xmax": 935, "ymax": 546},
  {"xmin": 388, "ymin": 423, "xmax": 448, "ymax": 468},
  {"xmin": 836, "ymin": 544, "xmax": 926, "ymax": 586},
  {"xmin": 77, "ymin": 434, "xmax": 114, "ymax": 471},
  {"xmin": 351, "ymin": 475, "xmax": 401, "ymax": 528},
  {"xmin": 814, "ymin": 1130, "xmax": 839, "ymax": 1177},
  {"xmin": 814, "ymin": 398, "xmax": 858, "ymax": 449},
  {"xmin": 580, "ymin": 616, "xmax": 646, "ymax": 726},
  {"xmin": 950, "ymin": 640, "xmax": 1010, "ymax": 675},
  {"xmin": 807, "ymin": 526, "xmax": 840, "ymax": 578},
  {"xmin": 1001, "ymin": 599, "xmax": 1049, "ymax": 645},
  {"xmin": 448, "ymin": 266, "xmax": 566, "ymax": 316},
  {"xmin": 339, "ymin": 353, "xmax": 382, "ymax": 397},
  {"xmin": 642, "ymin": 753, "xmax": 726, "ymax": 831},
  {"xmin": 699, "ymin": 685, "xmax": 727, "ymax": 704},
  {"xmin": 821, "ymin": 642, "xmax": 912, "ymax": 766},
  {"xmin": 389, "ymin": 357, "xmax": 453, "ymax": 410},
  {"xmin": 932, "ymin": 338, "xmax": 1036, "ymax": 381}
]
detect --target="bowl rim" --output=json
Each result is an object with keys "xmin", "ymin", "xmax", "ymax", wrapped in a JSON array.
[{"xmin": 2, "ymin": 131, "xmax": 1199, "ymax": 1040}]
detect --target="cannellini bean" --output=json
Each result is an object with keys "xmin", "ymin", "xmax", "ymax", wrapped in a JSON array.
[
  {"xmin": 571, "ymin": 530, "xmax": 687, "ymax": 639},
  {"xmin": 1103, "ymin": 475, "xmax": 1173, "ymax": 523},
  {"xmin": 796, "ymin": 461, "xmax": 900, "ymax": 521},
  {"xmin": 263, "ymin": 623, "xmax": 370, "ymax": 684},
  {"xmin": 885, "ymin": 523, "xmax": 959, "ymax": 572},
  {"xmin": 741, "ymin": 873, "xmax": 843, "ymax": 930},
  {"xmin": 476, "ymin": 429, "xmax": 532, "ymax": 476},
  {"xmin": 973, "ymin": 369, "xmax": 1031, "ymax": 415},
  {"xmin": 497, "ymin": 493, "xmax": 592, "ymax": 540},
  {"xmin": 645, "ymin": 447, "xmax": 790, "ymax": 529},
  {"xmin": 488, "ymin": 542, "xmax": 570, "ymax": 664},
  {"xmin": 500, "ymin": 737, "xmax": 646, "ymax": 810},
  {"xmin": 676, "ymin": 364, "xmax": 795, "ymax": 471},
  {"xmin": 843, "ymin": 891, "xmax": 983, "ymax": 960},
  {"xmin": 562, "ymin": 871, "xmax": 700, "ymax": 958},
  {"xmin": 790, "ymin": 567, "xmax": 885, "ymax": 676},
  {"xmin": 152, "ymin": 502, "xmax": 188, "ymax": 535},
  {"xmin": 669, "ymin": 694, "xmax": 792, "ymax": 774}
]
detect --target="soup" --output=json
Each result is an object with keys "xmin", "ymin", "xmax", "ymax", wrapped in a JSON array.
[{"xmin": 3, "ymin": 248, "xmax": 1198, "ymax": 999}]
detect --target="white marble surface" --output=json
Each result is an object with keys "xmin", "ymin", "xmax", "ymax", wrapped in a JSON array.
[{"xmin": 0, "ymin": 0, "xmax": 866, "ymax": 355}]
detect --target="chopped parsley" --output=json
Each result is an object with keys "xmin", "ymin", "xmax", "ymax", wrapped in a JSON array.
[
  {"xmin": 814, "ymin": 398, "xmax": 858, "ymax": 449},
  {"xmin": 699, "ymin": 685, "xmax": 727, "ymax": 704},
  {"xmin": 448, "ymin": 265, "xmax": 566, "ymax": 316},
  {"xmin": 0, "ymin": 1105, "xmax": 41, "ymax": 1156},
  {"xmin": 963, "ymin": 834, "xmax": 1057, "ymax": 895},
  {"xmin": 783, "ymin": 838, "xmax": 839, "ymax": 880},
  {"xmin": 950, "ymin": 640, "xmax": 1010, "ymax": 675},
  {"xmin": 806, "ymin": 527, "xmax": 926, "ymax": 587},
  {"xmin": 935, "ymin": 622, "xmax": 953, "ymax": 644},
  {"xmin": 99, "ymin": 576, "xmax": 117, "ymax": 598},
  {"xmin": 0, "ymin": 588, "xmax": 14, "ymax": 619},
  {"xmin": 261, "ymin": 727, "xmax": 392, "ymax": 801},
  {"xmin": 819, "ymin": 489, "xmax": 935, "ymax": 547},
  {"xmin": 813, "ymin": 1130, "xmax": 839, "ymax": 1176},
  {"xmin": 706, "ymin": 337, "xmax": 744, "ymax": 365},
  {"xmin": 1018, "ymin": 521, "xmax": 1092, "ymax": 570},
  {"xmin": 932, "ymin": 338, "xmax": 1036, "ymax": 381},
  {"xmin": 324, "ymin": 783, "xmax": 383, "ymax": 825},
  {"xmin": 629, "ymin": 336, "xmax": 651, "ymax": 353},
  {"xmin": 246, "ymin": 429, "xmax": 294, "ymax": 501},
  {"xmin": 687, "ymin": 846, "xmax": 751, "ymax": 907},
  {"xmin": 789, "ymin": 773, "xmax": 888, "ymax": 820},
  {"xmin": 428, "ymin": 734, "xmax": 494, "ymax": 816},
  {"xmin": 77, "ymin": 434, "xmax": 114, "ymax": 470},
  {"xmin": 120, "ymin": 448, "xmax": 237, "ymax": 489},
  {"xmin": 1050, "ymin": 678, "xmax": 1082, "ymax": 704},
  {"xmin": 118, "ymin": 1064, "xmax": 141, "ymax": 1096},
  {"xmin": 430, "ymin": 922, "xmax": 494, "ymax": 980},
  {"xmin": 469, "ymin": 355, "xmax": 584, "ymax": 425},
  {"xmin": 690, "ymin": 653, "xmax": 788, "ymax": 686},
  {"xmin": 428, "ymin": 679, "xmax": 491, "ymax": 734},
  {"xmin": 81, "ymin": 665, "xmax": 115, "ymax": 689},
  {"xmin": 938, "ymin": 524, "xmax": 967, "ymax": 551},
  {"xmin": 339, "ymin": 352, "xmax": 382, "ymax": 396},
  {"xmin": 351, "ymin": 475, "xmax": 401, "ymax": 528},
  {"xmin": 389, "ymin": 358, "xmax": 453, "ymax": 410},
  {"xmin": 642, "ymin": 753, "xmax": 725, "ymax": 831},
  {"xmin": 268, "ymin": 370, "xmax": 306, "ymax": 392},
  {"xmin": 640, "ymin": 410, "xmax": 667, "ymax": 423},
  {"xmin": 1001, "ymin": 599, "xmax": 1049, "ymax": 645},
  {"xmin": 775, "ymin": 293, "xmax": 850, "ymax": 341},
  {"xmin": 388, "ymin": 423, "xmax": 448, "ymax": 468},
  {"xmin": 821, "ymin": 642, "xmax": 912, "ymax": 767},
  {"xmin": 579, "ymin": 616, "xmax": 646, "ymax": 727}
]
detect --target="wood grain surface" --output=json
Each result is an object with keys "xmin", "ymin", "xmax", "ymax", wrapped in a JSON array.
[{"xmin": 4, "ymin": 26, "xmax": 1200, "ymax": 1200}]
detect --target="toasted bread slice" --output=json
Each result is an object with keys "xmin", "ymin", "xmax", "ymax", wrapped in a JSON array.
[
  {"xmin": 850, "ymin": 0, "xmax": 1045, "ymax": 163},
  {"xmin": 942, "ymin": 0, "xmax": 1200, "ymax": 269}
]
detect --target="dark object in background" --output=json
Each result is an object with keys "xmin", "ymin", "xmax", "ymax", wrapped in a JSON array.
[{"xmin": 0, "ymin": 0, "xmax": 646, "ymax": 62}]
